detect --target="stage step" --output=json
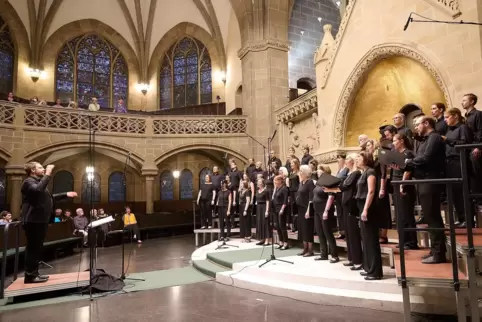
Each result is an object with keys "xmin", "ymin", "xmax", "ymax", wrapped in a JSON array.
[{"xmin": 192, "ymin": 259, "xmax": 229, "ymax": 278}]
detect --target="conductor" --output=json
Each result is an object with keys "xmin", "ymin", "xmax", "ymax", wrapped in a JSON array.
[{"xmin": 21, "ymin": 162, "xmax": 77, "ymax": 283}]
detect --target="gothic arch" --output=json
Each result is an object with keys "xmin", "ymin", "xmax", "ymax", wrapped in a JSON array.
[
  {"xmin": 154, "ymin": 143, "xmax": 248, "ymax": 166},
  {"xmin": 148, "ymin": 22, "xmax": 221, "ymax": 86},
  {"xmin": 41, "ymin": 19, "xmax": 139, "ymax": 78},
  {"xmin": 25, "ymin": 140, "xmax": 145, "ymax": 170},
  {"xmin": 332, "ymin": 43, "xmax": 453, "ymax": 147},
  {"xmin": 0, "ymin": 1, "xmax": 30, "ymax": 92}
]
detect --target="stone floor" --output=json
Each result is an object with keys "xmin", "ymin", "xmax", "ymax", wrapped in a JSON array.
[{"xmin": 0, "ymin": 235, "xmax": 410, "ymax": 322}]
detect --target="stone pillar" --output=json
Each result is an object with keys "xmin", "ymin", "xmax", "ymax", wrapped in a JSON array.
[
  {"xmin": 142, "ymin": 167, "xmax": 158, "ymax": 214},
  {"xmin": 5, "ymin": 166, "xmax": 25, "ymax": 219}
]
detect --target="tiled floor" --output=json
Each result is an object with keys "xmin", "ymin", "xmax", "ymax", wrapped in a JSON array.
[{"xmin": 0, "ymin": 235, "xmax": 407, "ymax": 322}]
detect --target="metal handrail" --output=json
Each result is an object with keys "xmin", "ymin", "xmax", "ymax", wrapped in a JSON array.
[{"xmin": 0, "ymin": 221, "xmax": 22, "ymax": 300}]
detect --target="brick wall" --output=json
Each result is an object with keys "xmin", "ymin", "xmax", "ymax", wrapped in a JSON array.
[{"xmin": 288, "ymin": 0, "xmax": 341, "ymax": 88}]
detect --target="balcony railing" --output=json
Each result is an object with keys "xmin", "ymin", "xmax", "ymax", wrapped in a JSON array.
[{"xmin": 0, "ymin": 101, "xmax": 247, "ymax": 136}]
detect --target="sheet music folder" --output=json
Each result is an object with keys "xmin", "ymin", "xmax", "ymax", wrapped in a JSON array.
[
  {"xmin": 316, "ymin": 173, "xmax": 342, "ymax": 188},
  {"xmin": 87, "ymin": 215, "xmax": 115, "ymax": 229},
  {"xmin": 378, "ymin": 149, "xmax": 406, "ymax": 168}
]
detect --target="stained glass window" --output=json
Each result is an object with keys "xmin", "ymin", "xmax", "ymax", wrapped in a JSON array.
[
  {"xmin": 180, "ymin": 169, "xmax": 193, "ymax": 200},
  {"xmin": 0, "ymin": 169, "xmax": 6, "ymax": 211},
  {"xmin": 199, "ymin": 167, "xmax": 212, "ymax": 188},
  {"xmin": 159, "ymin": 37, "xmax": 212, "ymax": 109},
  {"xmin": 0, "ymin": 17, "xmax": 14, "ymax": 94},
  {"xmin": 53, "ymin": 170, "xmax": 74, "ymax": 195},
  {"xmin": 81, "ymin": 172, "xmax": 101, "ymax": 204},
  {"xmin": 160, "ymin": 171, "xmax": 174, "ymax": 200},
  {"xmin": 108, "ymin": 171, "xmax": 125, "ymax": 202},
  {"xmin": 55, "ymin": 34, "xmax": 128, "ymax": 108}
]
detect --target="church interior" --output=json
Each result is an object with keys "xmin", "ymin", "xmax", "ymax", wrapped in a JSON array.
[{"xmin": 1, "ymin": 0, "xmax": 482, "ymax": 321}]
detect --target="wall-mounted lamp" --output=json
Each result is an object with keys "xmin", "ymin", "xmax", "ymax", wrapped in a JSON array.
[
  {"xmin": 173, "ymin": 170, "xmax": 180, "ymax": 179},
  {"xmin": 300, "ymin": 30, "xmax": 305, "ymax": 35},
  {"xmin": 219, "ymin": 70, "xmax": 226, "ymax": 85},
  {"xmin": 28, "ymin": 68, "xmax": 44, "ymax": 83},
  {"xmin": 336, "ymin": 1, "xmax": 341, "ymax": 7},
  {"xmin": 137, "ymin": 83, "xmax": 150, "ymax": 95},
  {"xmin": 317, "ymin": 17, "xmax": 322, "ymax": 23}
]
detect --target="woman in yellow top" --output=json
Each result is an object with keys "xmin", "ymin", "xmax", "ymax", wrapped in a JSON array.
[{"xmin": 123, "ymin": 206, "xmax": 142, "ymax": 243}]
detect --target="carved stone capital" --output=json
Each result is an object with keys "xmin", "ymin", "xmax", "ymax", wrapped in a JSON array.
[
  {"xmin": 422, "ymin": 0, "xmax": 461, "ymax": 18},
  {"xmin": 332, "ymin": 44, "xmax": 451, "ymax": 147},
  {"xmin": 238, "ymin": 39, "xmax": 291, "ymax": 59},
  {"xmin": 275, "ymin": 90, "xmax": 318, "ymax": 124},
  {"xmin": 4, "ymin": 165, "xmax": 25, "ymax": 177}
]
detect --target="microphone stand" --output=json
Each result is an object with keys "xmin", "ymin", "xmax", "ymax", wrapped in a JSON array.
[
  {"xmin": 259, "ymin": 130, "xmax": 293, "ymax": 268},
  {"xmin": 403, "ymin": 12, "xmax": 482, "ymax": 31},
  {"xmin": 120, "ymin": 152, "xmax": 144, "ymax": 282},
  {"xmin": 243, "ymin": 131, "xmax": 268, "ymax": 175}
]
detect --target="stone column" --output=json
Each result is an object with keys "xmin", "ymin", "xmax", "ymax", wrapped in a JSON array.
[
  {"xmin": 5, "ymin": 166, "xmax": 25, "ymax": 219},
  {"xmin": 142, "ymin": 167, "xmax": 158, "ymax": 214}
]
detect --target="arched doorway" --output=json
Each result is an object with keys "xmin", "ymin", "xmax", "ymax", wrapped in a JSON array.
[{"xmin": 400, "ymin": 103, "xmax": 423, "ymax": 132}]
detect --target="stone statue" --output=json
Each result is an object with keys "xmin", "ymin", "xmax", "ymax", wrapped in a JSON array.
[{"xmin": 287, "ymin": 121, "xmax": 300, "ymax": 153}]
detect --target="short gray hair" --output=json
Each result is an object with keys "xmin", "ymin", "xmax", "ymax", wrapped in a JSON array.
[
  {"xmin": 279, "ymin": 167, "xmax": 288, "ymax": 177},
  {"xmin": 300, "ymin": 164, "xmax": 312, "ymax": 177}
]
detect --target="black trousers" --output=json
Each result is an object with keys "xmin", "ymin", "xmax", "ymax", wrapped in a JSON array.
[
  {"xmin": 343, "ymin": 203, "xmax": 363, "ymax": 265},
  {"xmin": 273, "ymin": 205, "xmax": 288, "ymax": 243},
  {"xmin": 357, "ymin": 200, "xmax": 383, "ymax": 278},
  {"xmin": 418, "ymin": 183, "xmax": 446, "ymax": 260},
  {"xmin": 125, "ymin": 224, "xmax": 140, "ymax": 239},
  {"xmin": 395, "ymin": 187, "xmax": 418, "ymax": 249},
  {"xmin": 289, "ymin": 191, "xmax": 298, "ymax": 226},
  {"xmin": 239, "ymin": 205, "xmax": 251, "ymax": 238},
  {"xmin": 23, "ymin": 223, "xmax": 49, "ymax": 275},
  {"xmin": 470, "ymin": 154, "xmax": 482, "ymax": 204},
  {"xmin": 314, "ymin": 208, "xmax": 338, "ymax": 258},
  {"xmin": 335, "ymin": 194, "xmax": 344, "ymax": 232},
  {"xmin": 218, "ymin": 206, "xmax": 231, "ymax": 238},
  {"xmin": 199, "ymin": 200, "xmax": 212, "ymax": 226},
  {"xmin": 446, "ymin": 158, "xmax": 467, "ymax": 222}
]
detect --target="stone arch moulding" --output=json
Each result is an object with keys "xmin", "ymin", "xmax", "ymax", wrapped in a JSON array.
[
  {"xmin": 41, "ymin": 19, "xmax": 140, "ymax": 78},
  {"xmin": 147, "ymin": 22, "xmax": 221, "ymax": 105},
  {"xmin": 0, "ymin": 147, "xmax": 11, "ymax": 163},
  {"xmin": 154, "ymin": 143, "xmax": 248, "ymax": 166},
  {"xmin": 24, "ymin": 141, "xmax": 145, "ymax": 170},
  {"xmin": 332, "ymin": 43, "xmax": 453, "ymax": 147}
]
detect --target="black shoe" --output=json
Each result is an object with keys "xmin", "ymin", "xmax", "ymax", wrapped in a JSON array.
[
  {"xmin": 343, "ymin": 262, "xmax": 354, "ymax": 267},
  {"xmin": 336, "ymin": 235, "xmax": 345, "ymax": 240},
  {"xmin": 314, "ymin": 256, "xmax": 328, "ymax": 261},
  {"xmin": 256, "ymin": 241, "xmax": 264, "ymax": 246},
  {"xmin": 351, "ymin": 265, "xmax": 363, "ymax": 271},
  {"xmin": 24, "ymin": 275, "xmax": 48, "ymax": 284},
  {"xmin": 421, "ymin": 256, "xmax": 446, "ymax": 264},
  {"xmin": 330, "ymin": 257, "xmax": 340, "ymax": 264},
  {"xmin": 280, "ymin": 245, "xmax": 289, "ymax": 250},
  {"xmin": 365, "ymin": 276, "xmax": 382, "ymax": 281},
  {"xmin": 276, "ymin": 244, "xmax": 283, "ymax": 249},
  {"xmin": 456, "ymin": 221, "xmax": 466, "ymax": 228},
  {"xmin": 360, "ymin": 271, "xmax": 368, "ymax": 276},
  {"xmin": 218, "ymin": 237, "xmax": 224, "ymax": 242}
]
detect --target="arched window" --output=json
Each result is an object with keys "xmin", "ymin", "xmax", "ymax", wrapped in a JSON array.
[
  {"xmin": 180, "ymin": 169, "xmax": 193, "ymax": 199},
  {"xmin": 81, "ymin": 172, "xmax": 101, "ymax": 204},
  {"xmin": 160, "ymin": 171, "xmax": 174, "ymax": 200},
  {"xmin": 159, "ymin": 37, "xmax": 212, "ymax": 109},
  {"xmin": 0, "ymin": 16, "xmax": 14, "ymax": 94},
  {"xmin": 0, "ymin": 169, "xmax": 6, "ymax": 211},
  {"xmin": 108, "ymin": 171, "xmax": 125, "ymax": 202},
  {"xmin": 55, "ymin": 34, "xmax": 128, "ymax": 108},
  {"xmin": 53, "ymin": 170, "xmax": 74, "ymax": 195},
  {"xmin": 199, "ymin": 167, "xmax": 212, "ymax": 188}
]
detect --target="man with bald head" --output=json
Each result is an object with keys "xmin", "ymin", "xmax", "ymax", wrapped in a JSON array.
[{"xmin": 393, "ymin": 113, "xmax": 413, "ymax": 140}]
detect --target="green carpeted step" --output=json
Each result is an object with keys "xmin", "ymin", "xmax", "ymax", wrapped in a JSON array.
[
  {"xmin": 192, "ymin": 259, "xmax": 230, "ymax": 278},
  {"xmin": 207, "ymin": 247, "xmax": 302, "ymax": 268}
]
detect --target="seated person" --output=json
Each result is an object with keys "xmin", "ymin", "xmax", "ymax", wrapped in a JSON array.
[
  {"xmin": 54, "ymin": 208, "xmax": 62, "ymax": 222},
  {"xmin": 0, "ymin": 211, "xmax": 12, "ymax": 225},
  {"xmin": 123, "ymin": 206, "xmax": 142, "ymax": 243},
  {"xmin": 73, "ymin": 208, "xmax": 89, "ymax": 245}
]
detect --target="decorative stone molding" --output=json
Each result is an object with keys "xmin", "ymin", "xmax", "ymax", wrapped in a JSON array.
[
  {"xmin": 153, "ymin": 117, "xmax": 247, "ymax": 135},
  {"xmin": 314, "ymin": 24, "xmax": 335, "ymax": 66},
  {"xmin": 320, "ymin": 0, "xmax": 357, "ymax": 88},
  {"xmin": 238, "ymin": 39, "xmax": 291, "ymax": 59},
  {"xmin": 332, "ymin": 44, "xmax": 451, "ymax": 147},
  {"xmin": 275, "ymin": 89, "xmax": 317, "ymax": 124},
  {"xmin": 0, "ymin": 103, "xmax": 16, "ymax": 125},
  {"xmin": 422, "ymin": 0, "xmax": 461, "ymax": 18}
]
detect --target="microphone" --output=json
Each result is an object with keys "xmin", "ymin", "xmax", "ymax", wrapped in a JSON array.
[
  {"xmin": 403, "ymin": 14, "xmax": 412, "ymax": 31},
  {"xmin": 271, "ymin": 129, "xmax": 277, "ymax": 139}
]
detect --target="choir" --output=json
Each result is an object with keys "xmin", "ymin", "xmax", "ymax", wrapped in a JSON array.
[{"xmin": 195, "ymin": 93, "xmax": 482, "ymax": 280}]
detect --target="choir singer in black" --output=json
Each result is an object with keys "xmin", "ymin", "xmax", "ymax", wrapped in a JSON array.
[
  {"xmin": 21, "ymin": 162, "xmax": 77, "ymax": 283},
  {"xmin": 405, "ymin": 116, "xmax": 446, "ymax": 264}
]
